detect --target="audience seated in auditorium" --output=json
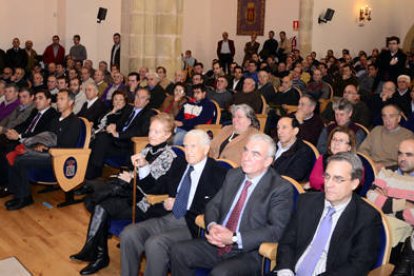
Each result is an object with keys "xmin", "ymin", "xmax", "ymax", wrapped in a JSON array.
[
  {"xmin": 321, "ymin": 84, "xmax": 371, "ymax": 127},
  {"xmin": 77, "ymin": 83, "xmax": 107, "ymax": 128},
  {"xmin": 333, "ymin": 63, "xmax": 359, "ymax": 97},
  {"xmin": 172, "ymin": 133, "xmax": 293, "ymax": 275},
  {"xmin": 229, "ymin": 65, "xmax": 244, "ymax": 93},
  {"xmin": 11, "ymin": 67, "xmax": 28, "ymax": 88},
  {"xmin": 159, "ymin": 82, "xmax": 188, "ymax": 117},
  {"xmin": 0, "ymin": 87, "xmax": 34, "ymax": 134},
  {"xmin": 120, "ymin": 129, "xmax": 228, "ymax": 276},
  {"xmin": 70, "ymin": 78, "xmax": 86, "ymax": 115},
  {"xmin": 291, "ymin": 66, "xmax": 306, "ymax": 92},
  {"xmin": 205, "ymin": 61, "xmax": 225, "ymax": 90},
  {"xmin": 267, "ymin": 152, "xmax": 382, "ymax": 276},
  {"xmin": 86, "ymin": 88, "xmax": 152, "ymax": 180},
  {"xmin": 209, "ymin": 104, "xmax": 259, "ymax": 165},
  {"xmin": 309, "ymin": 126, "xmax": 357, "ymax": 191},
  {"xmin": 293, "ymin": 94, "xmax": 324, "ymax": 146},
  {"xmin": 233, "ymin": 77, "xmax": 262, "ymax": 113},
  {"xmin": 70, "ymin": 113, "xmax": 186, "ymax": 275},
  {"xmin": 173, "ymin": 84, "xmax": 216, "ymax": 145},
  {"xmin": 358, "ymin": 63, "xmax": 381, "ymax": 100},
  {"xmin": 273, "ymin": 117, "xmax": 314, "ymax": 182},
  {"xmin": 207, "ymin": 76, "xmax": 233, "ymax": 112},
  {"xmin": 274, "ymin": 75, "xmax": 301, "ymax": 107},
  {"xmin": 394, "ymin": 74, "xmax": 412, "ymax": 118},
  {"xmin": 359, "ymin": 104, "xmax": 414, "ymax": 171},
  {"xmin": 317, "ymin": 98, "xmax": 366, "ymax": 154},
  {"xmin": 5, "ymin": 89, "xmax": 81, "ymax": 210},
  {"xmin": 402, "ymin": 88, "xmax": 414, "ymax": 132},
  {"xmin": 146, "ymin": 72, "xmax": 166, "ymax": 110},
  {"xmin": 93, "ymin": 69, "xmax": 108, "ymax": 98},
  {"xmin": 0, "ymin": 84, "xmax": 20, "ymax": 122},
  {"xmin": 304, "ymin": 68, "xmax": 331, "ymax": 100},
  {"xmin": 100, "ymin": 71, "xmax": 125, "ymax": 107},
  {"xmin": 156, "ymin": 66, "xmax": 174, "ymax": 92},
  {"xmin": 258, "ymin": 69, "xmax": 277, "ymax": 104},
  {"xmin": 243, "ymin": 60, "xmax": 259, "ymax": 84}
]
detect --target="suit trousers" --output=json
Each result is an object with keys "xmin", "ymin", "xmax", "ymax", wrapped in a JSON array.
[
  {"xmin": 8, "ymin": 151, "xmax": 52, "ymax": 198},
  {"xmin": 120, "ymin": 213, "xmax": 192, "ymax": 276},
  {"xmin": 171, "ymin": 238, "xmax": 261, "ymax": 276}
]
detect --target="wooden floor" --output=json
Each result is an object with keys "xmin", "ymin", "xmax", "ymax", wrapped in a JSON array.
[{"xmin": 0, "ymin": 184, "xmax": 122, "ymax": 276}]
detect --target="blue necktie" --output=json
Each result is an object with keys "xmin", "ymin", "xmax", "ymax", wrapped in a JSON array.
[
  {"xmin": 172, "ymin": 166, "xmax": 194, "ymax": 218},
  {"xmin": 296, "ymin": 207, "xmax": 336, "ymax": 276},
  {"xmin": 122, "ymin": 109, "xmax": 138, "ymax": 131}
]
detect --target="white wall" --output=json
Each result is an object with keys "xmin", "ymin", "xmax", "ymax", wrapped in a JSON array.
[
  {"xmin": 311, "ymin": 0, "xmax": 414, "ymax": 59},
  {"xmin": 182, "ymin": 0, "xmax": 300, "ymax": 67}
]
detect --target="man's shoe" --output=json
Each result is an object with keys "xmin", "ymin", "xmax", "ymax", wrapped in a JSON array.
[
  {"xmin": 0, "ymin": 187, "xmax": 11, "ymax": 198},
  {"xmin": 79, "ymin": 256, "xmax": 109, "ymax": 275},
  {"xmin": 6, "ymin": 196, "xmax": 34, "ymax": 211},
  {"xmin": 4, "ymin": 198, "xmax": 19, "ymax": 208}
]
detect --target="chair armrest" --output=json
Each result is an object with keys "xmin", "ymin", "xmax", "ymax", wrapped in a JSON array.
[
  {"xmin": 195, "ymin": 214, "xmax": 205, "ymax": 229},
  {"xmin": 48, "ymin": 148, "xmax": 91, "ymax": 192},
  {"xmin": 146, "ymin": 194, "xmax": 168, "ymax": 205},
  {"xmin": 259, "ymin": 242, "xmax": 278, "ymax": 260},
  {"xmin": 368, "ymin": 263, "xmax": 394, "ymax": 276}
]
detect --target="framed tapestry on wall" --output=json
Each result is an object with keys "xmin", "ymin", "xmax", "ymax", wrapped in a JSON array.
[{"xmin": 237, "ymin": 0, "xmax": 265, "ymax": 36}]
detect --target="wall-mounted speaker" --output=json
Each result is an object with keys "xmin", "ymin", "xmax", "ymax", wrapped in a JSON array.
[
  {"xmin": 318, "ymin": 8, "xmax": 335, "ymax": 24},
  {"xmin": 97, "ymin": 7, "xmax": 108, "ymax": 23}
]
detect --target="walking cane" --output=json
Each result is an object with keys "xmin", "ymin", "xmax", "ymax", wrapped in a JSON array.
[{"xmin": 132, "ymin": 161, "xmax": 137, "ymax": 224}]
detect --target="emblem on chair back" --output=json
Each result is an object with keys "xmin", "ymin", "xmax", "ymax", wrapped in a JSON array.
[{"xmin": 63, "ymin": 157, "xmax": 78, "ymax": 179}]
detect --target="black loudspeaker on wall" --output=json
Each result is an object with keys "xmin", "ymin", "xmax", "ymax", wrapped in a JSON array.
[
  {"xmin": 97, "ymin": 7, "xmax": 108, "ymax": 23},
  {"xmin": 318, "ymin": 8, "xmax": 335, "ymax": 24}
]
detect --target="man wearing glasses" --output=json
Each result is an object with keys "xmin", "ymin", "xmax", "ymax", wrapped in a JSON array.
[
  {"xmin": 267, "ymin": 152, "xmax": 382, "ymax": 276},
  {"xmin": 358, "ymin": 104, "xmax": 414, "ymax": 171}
]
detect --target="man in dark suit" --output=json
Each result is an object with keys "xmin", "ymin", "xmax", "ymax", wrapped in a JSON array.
[
  {"xmin": 0, "ymin": 90, "xmax": 58, "ymax": 195},
  {"xmin": 229, "ymin": 65, "xmax": 244, "ymax": 93},
  {"xmin": 86, "ymin": 87, "xmax": 153, "ymax": 179},
  {"xmin": 267, "ymin": 152, "xmax": 382, "ymax": 276},
  {"xmin": 5, "ymin": 38, "xmax": 28, "ymax": 69},
  {"xmin": 5, "ymin": 89, "xmax": 81, "ymax": 210},
  {"xmin": 171, "ymin": 133, "xmax": 294, "ymax": 276},
  {"xmin": 120, "ymin": 129, "xmax": 228, "ymax": 276},
  {"xmin": 110, "ymin": 33, "xmax": 121, "ymax": 69},
  {"xmin": 76, "ymin": 82, "xmax": 107, "ymax": 128},
  {"xmin": 216, "ymin": 32, "xmax": 235, "ymax": 74}
]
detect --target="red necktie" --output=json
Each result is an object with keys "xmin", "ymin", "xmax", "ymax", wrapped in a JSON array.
[{"xmin": 218, "ymin": 180, "xmax": 252, "ymax": 256}]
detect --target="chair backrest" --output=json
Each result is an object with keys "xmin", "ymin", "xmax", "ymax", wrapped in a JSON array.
[
  {"xmin": 354, "ymin": 122, "xmax": 370, "ymax": 136},
  {"xmin": 210, "ymin": 99, "xmax": 221, "ymax": 125},
  {"xmin": 357, "ymin": 152, "xmax": 377, "ymax": 196},
  {"xmin": 260, "ymin": 95, "xmax": 268, "ymax": 115},
  {"xmin": 194, "ymin": 124, "xmax": 223, "ymax": 139},
  {"xmin": 362, "ymin": 198, "xmax": 392, "ymax": 269},
  {"xmin": 172, "ymin": 145, "xmax": 185, "ymax": 158},
  {"xmin": 318, "ymin": 98, "xmax": 331, "ymax": 113},
  {"xmin": 302, "ymin": 139, "xmax": 319, "ymax": 165},
  {"xmin": 256, "ymin": 114, "xmax": 267, "ymax": 133},
  {"xmin": 216, "ymin": 158, "xmax": 238, "ymax": 169},
  {"xmin": 132, "ymin": 136, "xmax": 149, "ymax": 154},
  {"xmin": 77, "ymin": 117, "xmax": 92, "ymax": 149},
  {"xmin": 281, "ymin": 175, "xmax": 305, "ymax": 204}
]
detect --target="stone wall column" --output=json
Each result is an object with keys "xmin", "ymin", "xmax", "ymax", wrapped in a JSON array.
[
  {"xmin": 121, "ymin": 0, "xmax": 183, "ymax": 77},
  {"xmin": 298, "ymin": 0, "xmax": 314, "ymax": 55}
]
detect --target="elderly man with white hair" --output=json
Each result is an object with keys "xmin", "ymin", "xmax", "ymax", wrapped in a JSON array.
[
  {"xmin": 120, "ymin": 129, "xmax": 228, "ymax": 276},
  {"xmin": 395, "ymin": 74, "xmax": 412, "ymax": 118}
]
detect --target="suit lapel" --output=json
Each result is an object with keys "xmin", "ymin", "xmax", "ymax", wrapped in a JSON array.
[{"xmin": 219, "ymin": 170, "xmax": 245, "ymax": 224}]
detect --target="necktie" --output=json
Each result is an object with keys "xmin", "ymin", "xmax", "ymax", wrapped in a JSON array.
[
  {"xmin": 122, "ymin": 109, "xmax": 137, "ymax": 131},
  {"xmin": 296, "ymin": 207, "xmax": 336, "ymax": 276},
  {"xmin": 25, "ymin": 112, "xmax": 42, "ymax": 134},
  {"xmin": 218, "ymin": 180, "xmax": 252, "ymax": 256},
  {"xmin": 172, "ymin": 166, "xmax": 194, "ymax": 218}
]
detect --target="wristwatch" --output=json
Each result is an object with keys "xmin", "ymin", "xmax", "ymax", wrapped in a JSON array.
[{"xmin": 232, "ymin": 233, "xmax": 238, "ymax": 244}]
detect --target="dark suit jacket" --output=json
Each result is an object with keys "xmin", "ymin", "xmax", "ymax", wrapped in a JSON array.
[
  {"xmin": 205, "ymin": 167, "xmax": 293, "ymax": 252},
  {"xmin": 113, "ymin": 106, "xmax": 153, "ymax": 149},
  {"xmin": 217, "ymin": 40, "xmax": 235, "ymax": 57},
  {"xmin": 77, "ymin": 99, "xmax": 108, "ymax": 128},
  {"xmin": 185, "ymin": 157, "xmax": 228, "ymax": 237},
  {"xmin": 273, "ymin": 139, "xmax": 314, "ymax": 182},
  {"xmin": 276, "ymin": 192, "xmax": 382, "ymax": 276},
  {"xmin": 5, "ymin": 48, "xmax": 28, "ymax": 69},
  {"xmin": 229, "ymin": 77, "xmax": 244, "ymax": 93},
  {"xmin": 111, "ymin": 44, "xmax": 121, "ymax": 68},
  {"xmin": 15, "ymin": 107, "xmax": 59, "ymax": 138}
]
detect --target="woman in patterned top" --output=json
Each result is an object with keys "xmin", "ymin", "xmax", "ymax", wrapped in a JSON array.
[{"xmin": 70, "ymin": 113, "xmax": 185, "ymax": 275}]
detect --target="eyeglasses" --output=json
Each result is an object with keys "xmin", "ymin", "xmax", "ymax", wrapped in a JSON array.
[
  {"xmin": 331, "ymin": 138, "xmax": 350, "ymax": 144},
  {"xmin": 323, "ymin": 173, "xmax": 352, "ymax": 184}
]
